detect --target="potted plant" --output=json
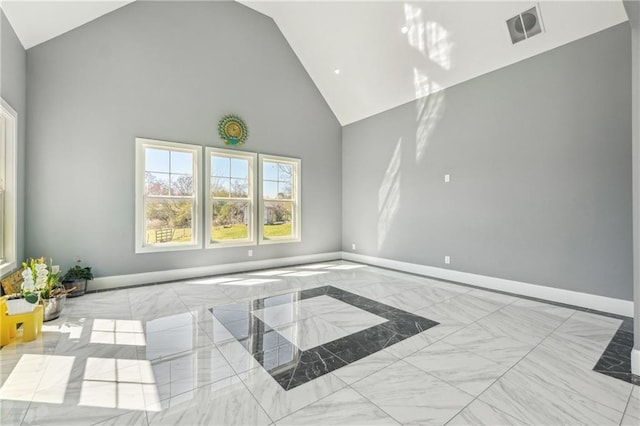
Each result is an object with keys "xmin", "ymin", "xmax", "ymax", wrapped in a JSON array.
[
  {"xmin": 21, "ymin": 257, "xmax": 68, "ymax": 321},
  {"xmin": 62, "ymin": 260, "xmax": 93, "ymax": 297}
]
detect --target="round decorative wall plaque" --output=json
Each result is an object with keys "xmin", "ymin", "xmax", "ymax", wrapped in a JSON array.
[{"xmin": 218, "ymin": 115, "xmax": 248, "ymax": 146}]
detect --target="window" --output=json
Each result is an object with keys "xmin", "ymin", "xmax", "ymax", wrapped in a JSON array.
[
  {"xmin": 259, "ymin": 154, "xmax": 301, "ymax": 243},
  {"xmin": 0, "ymin": 98, "xmax": 17, "ymax": 277},
  {"xmin": 0, "ymin": 115, "xmax": 5, "ymax": 262},
  {"xmin": 135, "ymin": 138, "xmax": 201, "ymax": 253},
  {"xmin": 205, "ymin": 148, "xmax": 256, "ymax": 247}
]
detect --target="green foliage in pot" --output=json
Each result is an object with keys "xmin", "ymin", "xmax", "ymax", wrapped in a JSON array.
[{"xmin": 64, "ymin": 260, "xmax": 94, "ymax": 281}]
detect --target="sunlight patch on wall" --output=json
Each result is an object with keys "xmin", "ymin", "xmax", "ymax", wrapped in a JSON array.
[
  {"xmin": 404, "ymin": 4, "xmax": 450, "ymax": 162},
  {"xmin": 378, "ymin": 139, "xmax": 402, "ymax": 251},
  {"xmin": 426, "ymin": 21, "xmax": 452, "ymax": 70},
  {"xmin": 404, "ymin": 3, "xmax": 426, "ymax": 54},
  {"xmin": 414, "ymin": 68, "xmax": 446, "ymax": 162},
  {"xmin": 404, "ymin": 5, "xmax": 453, "ymax": 71}
]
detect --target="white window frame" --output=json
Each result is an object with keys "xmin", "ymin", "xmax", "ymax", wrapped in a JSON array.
[
  {"xmin": 0, "ymin": 98, "xmax": 18, "ymax": 277},
  {"xmin": 135, "ymin": 138, "xmax": 202, "ymax": 253},
  {"xmin": 205, "ymin": 147, "xmax": 257, "ymax": 248},
  {"xmin": 258, "ymin": 154, "xmax": 301, "ymax": 244}
]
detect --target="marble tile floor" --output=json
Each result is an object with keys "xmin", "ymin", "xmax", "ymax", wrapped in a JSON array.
[{"xmin": 0, "ymin": 260, "xmax": 637, "ymax": 425}]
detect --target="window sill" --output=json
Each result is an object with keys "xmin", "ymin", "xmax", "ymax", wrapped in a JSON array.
[
  {"xmin": 0, "ymin": 261, "xmax": 17, "ymax": 280},
  {"xmin": 206, "ymin": 240, "xmax": 256, "ymax": 249},
  {"xmin": 258, "ymin": 238, "xmax": 301, "ymax": 245},
  {"xmin": 135, "ymin": 243, "xmax": 202, "ymax": 254}
]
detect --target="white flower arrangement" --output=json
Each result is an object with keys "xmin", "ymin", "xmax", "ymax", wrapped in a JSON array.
[{"xmin": 21, "ymin": 258, "xmax": 62, "ymax": 303}]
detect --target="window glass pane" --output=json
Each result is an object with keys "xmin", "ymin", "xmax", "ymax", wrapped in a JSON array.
[
  {"xmin": 263, "ymin": 180, "xmax": 278, "ymax": 200},
  {"xmin": 171, "ymin": 151, "xmax": 193, "ymax": 175},
  {"xmin": 263, "ymin": 161, "xmax": 278, "ymax": 181},
  {"xmin": 170, "ymin": 174, "xmax": 193, "ymax": 196},
  {"xmin": 212, "ymin": 156, "xmax": 230, "ymax": 177},
  {"xmin": 211, "ymin": 200, "xmax": 249, "ymax": 241},
  {"xmin": 230, "ymin": 158, "xmax": 248, "ymax": 179},
  {"xmin": 278, "ymin": 182, "xmax": 292, "ymax": 200},
  {"xmin": 263, "ymin": 201, "xmax": 293, "ymax": 238},
  {"xmin": 146, "ymin": 172, "xmax": 170, "ymax": 196},
  {"xmin": 145, "ymin": 199, "xmax": 193, "ymax": 244},
  {"xmin": 230, "ymin": 178, "xmax": 248, "ymax": 198},
  {"xmin": 0, "ymin": 116, "xmax": 4, "ymax": 262},
  {"xmin": 212, "ymin": 177, "xmax": 230, "ymax": 197},
  {"xmin": 145, "ymin": 148, "xmax": 170, "ymax": 173},
  {"xmin": 277, "ymin": 163, "xmax": 292, "ymax": 183}
]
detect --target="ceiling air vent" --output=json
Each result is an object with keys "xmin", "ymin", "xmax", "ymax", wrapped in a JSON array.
[{"xmin": 507, "ymin": 5, "xmax": 543, "ymax": 44}]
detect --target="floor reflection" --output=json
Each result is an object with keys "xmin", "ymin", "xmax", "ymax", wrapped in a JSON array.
[{"xmin": 210, "ymin": 286, "xmax": 438, "ymax": 390}]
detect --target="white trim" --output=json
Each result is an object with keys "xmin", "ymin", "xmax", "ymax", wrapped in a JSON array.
[
  {"xmin": 205, "ymin": 147, "xmax": 257, "ymax": 248},
  {"xmin": 258, "ymin": 154, "xmax": 301, "ymax": 244},
  {"xmin": 88, "ymin": 250, "xmax": 634, "ymax": 317},
  {"xmin": 341, "ymin": 252, "xmax": 634, "ymax": 317},
  {"xmin": 632, "ymin": 348, "xmax": 640, "ymax": 375},
  {"xmin": 0, "ymin": 98, "xmax": 18, "ymax": 277},
  {"xmin": 135, "ymin": 138, "xmax": 202, "ymax": 254},
  {"xmin": 91, "ymin": 251, "xmax": 342, "ymax": 291}
]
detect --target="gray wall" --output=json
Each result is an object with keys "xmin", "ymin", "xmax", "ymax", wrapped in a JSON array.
[
  {"xmin": 343, "ymin": 23, "xmax": 633, "ymax": 300},
  {"xmin": 623, "ymin": 0, "xmax": 639, "ymax": 358},
  {"xmin": 25, "ymin": 1, "xmax": 342, "ymax": 277},
  {"xmin": 0, "ymin": 11, "xmax": 26, "ymax": 268}
]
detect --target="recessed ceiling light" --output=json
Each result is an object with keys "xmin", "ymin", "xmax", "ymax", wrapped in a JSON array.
[
  {"xmin": 401, "ymin": 26, "xmax": 408, "ymax": 34},
  {"xmin": 333, "ymin": 68, "xmax": 341, "ymax": 75}
]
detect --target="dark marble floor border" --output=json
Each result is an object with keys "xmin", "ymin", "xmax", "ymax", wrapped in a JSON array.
[
  {"xmin": 344, "ymin": 260, "xmax": 640, "ymax": 385},
  {"xmin": 210, "ymin": 285, "xmax": 438, "ymax": 390},
  {"xmin": 72, "ymin": 258, "xmax": 638, "ymax": 385},
  {"xmin": 592, "ymin": 318, "xmax": 640, "ymax": 385}
]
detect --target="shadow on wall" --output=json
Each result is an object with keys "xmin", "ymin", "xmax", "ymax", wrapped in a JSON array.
[{"xmin": 376, "ymin": 3, "xmax": 451, "ymax": 250}]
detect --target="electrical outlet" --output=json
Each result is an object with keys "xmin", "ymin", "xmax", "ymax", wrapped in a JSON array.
[
  {"xmin": 352, "ymin": 243, "xmax": 356, "ymax": 250},
  {"xmin": 444, "ymin": 255, "xmax": 451, "ymax": 264},
  {"xmin": 248, "ymin": 250, "xmax": 253, "ymax": 257},
  {"xmin": 444, "ymin": 174, "xmax": 450, "ymax": 183}
]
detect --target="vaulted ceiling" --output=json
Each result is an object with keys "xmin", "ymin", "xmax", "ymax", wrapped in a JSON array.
[{"xmin": 1, "ymin": 1, "xmax": 630, "ymax": 125}]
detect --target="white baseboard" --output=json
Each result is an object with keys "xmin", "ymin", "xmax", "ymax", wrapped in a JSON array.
[
  {"xmin": 341, "ymin": 252, "xmax": 634, "ymax": 317},
  {"xmin": 91, "ymin": 252, "xmax": 342, "ymax": 291},
  {"xmin": 632, "ymin": 348, "xmax": 640, "ymax": 375},
  {"xmin": 91, "ymin": 250, "xmax": 633, "ymax": 317}
]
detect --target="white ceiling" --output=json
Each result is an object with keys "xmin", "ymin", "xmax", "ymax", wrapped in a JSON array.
[
  {"xmin": 242, "ymin": 1, "xmax": 629, "ymax": 124},
  {"xmin": 1, "ymin": 1, "xmax": 134, "ymax": 50},
  {"xmin": 0, "ymin": 1, "xmax": 630, "ymax": 125}
]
